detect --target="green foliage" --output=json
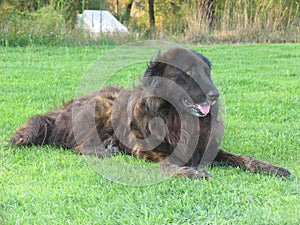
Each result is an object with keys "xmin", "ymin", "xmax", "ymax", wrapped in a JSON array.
[
  {"xmin": 0, "ymin": 44, "xmax": 300, "ymax": 224},
  {"xmin": 0, "ymin": 4, "xmax": 67, "ymax": 46},
  {"xmin": 127, "ymin": 0, "xmax": 185, "ymax": 36},
  {"xmin": 0, "ymin": 0, "xmax": 299, "ymax": 45}
]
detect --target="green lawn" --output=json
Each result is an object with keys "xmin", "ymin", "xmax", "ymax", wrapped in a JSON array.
[{"xmin": 0, "ymin": 44, "xmax": 299, "ymax": 224}]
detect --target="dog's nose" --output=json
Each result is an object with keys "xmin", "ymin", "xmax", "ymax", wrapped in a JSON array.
[{"xmin": 207, "ymin": 90, "xmax": 219, "ymax": 101}]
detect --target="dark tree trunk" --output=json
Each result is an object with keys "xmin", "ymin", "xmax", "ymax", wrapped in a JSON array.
[
  {"xmin": 148, "ymin": 0, "xmax": 156, "ymax": 38},
  {"xmin": 116, "ymin": 0, "xmax": 119, "ymax": 16},
  {"xmin": 206, "ymin": 0, "xmax": 215, "ymax": 29},
  {"xmin": 124, "ymin": 0, "xmax": 134, "ymax": 22}
]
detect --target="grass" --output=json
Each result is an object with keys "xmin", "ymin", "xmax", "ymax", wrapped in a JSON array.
[{"xmin": 0, "ymin": 44, "xmax": 299, "ymax": 224}]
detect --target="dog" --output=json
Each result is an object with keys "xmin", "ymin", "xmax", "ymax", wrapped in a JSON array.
[{"xmin": 10, "ymin": 47, "xmax": 291, "ymax": 179}]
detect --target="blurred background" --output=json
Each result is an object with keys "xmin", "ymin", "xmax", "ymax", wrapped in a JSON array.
[{"xmin": 0, "ymin": 0, "xmax": 299, "ymax": 46}]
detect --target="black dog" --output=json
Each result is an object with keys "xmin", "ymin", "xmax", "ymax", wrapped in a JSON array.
[{"xmin": 10, "ymin": 48, "xmax": 291, "ymax": 179}]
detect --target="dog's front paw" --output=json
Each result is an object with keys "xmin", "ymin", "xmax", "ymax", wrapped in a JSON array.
[
  {"xmin": 160, "ymin": 162, "xmax": 212, "ymax": 180},
  {"xmin": 10, "ymin": 135, "xmax": 27, "ymax": 146},
  {"xmin": 176, "ymin": 167, "xmax": 212, "ymax": 180}
]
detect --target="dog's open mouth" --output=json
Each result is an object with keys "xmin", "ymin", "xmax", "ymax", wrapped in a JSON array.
[
  {"xmin": 183, "ymin": 99, "xmax": 213, "ymax": 117},
  {"xmin": 196, "ymin": 104, "xmax": 211, "ymax": 115}
]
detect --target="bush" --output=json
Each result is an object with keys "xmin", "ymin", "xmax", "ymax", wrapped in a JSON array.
[{"xmin": 0, "ymin": 4, "xmax": 68, "ymax": 46}]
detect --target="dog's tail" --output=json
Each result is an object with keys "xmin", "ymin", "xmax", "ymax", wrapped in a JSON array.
[{"xmin": 10, "ymin": 115, "xmax": 53, "ymax": 146}]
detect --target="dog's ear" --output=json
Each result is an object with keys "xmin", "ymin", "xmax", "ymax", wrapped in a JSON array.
[
  {"xmin": 142, "ymin": 59, "xmax": 168, "ymax": 89},
  {"xmin": 142, "ymin": 62, "xmax": 168, "ymax": 92},
  {"xmin": 144, "ymin": 50, "xmax": 168, "ymax": 77},
  {"xmin": 143, "ymin": 61, "xmax": 168, "ymax": 77}
]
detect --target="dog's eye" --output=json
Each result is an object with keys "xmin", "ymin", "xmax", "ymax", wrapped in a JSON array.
[
  {"xmin": 186, "ymin": 71, "xmax": 192, "ymax": 75},
  {"xmin": 184, "ymin": 99, "xmax": 189, "ymax": 104}
]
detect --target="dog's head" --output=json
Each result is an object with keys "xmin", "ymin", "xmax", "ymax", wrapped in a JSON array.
[{"xmin": 143, "ymin": 48, "xmax": 219, "ymax": 117}]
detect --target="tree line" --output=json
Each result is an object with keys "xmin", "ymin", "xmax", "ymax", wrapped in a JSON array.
[{"xmin": 0, "ymin": 0, "xmax": 299, "ymax": 44}]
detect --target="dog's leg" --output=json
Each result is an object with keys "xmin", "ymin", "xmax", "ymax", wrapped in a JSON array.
[
  {"xmin": 10, "ymin": 115, "xmax": 52, "ymax": 146},
  {"xmin": 213, "ymin": 149, "xmax": 291, "ymax": 178},
  {"xmin": 160, "ymin": 160, "xmax": 212, "ymax": 179},
  {"xmin": 74, "ymin": 130, "xmax": 119, "ymax": 158}
]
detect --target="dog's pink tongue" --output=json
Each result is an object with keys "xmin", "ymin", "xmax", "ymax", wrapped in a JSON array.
[{"xmin": 198, "ymin": 104, "xmax": 210, "ymax": 115}]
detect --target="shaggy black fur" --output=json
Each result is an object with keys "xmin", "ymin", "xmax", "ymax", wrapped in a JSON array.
[{"xmin": 10, "ymin": 48, "xmax": 291, "ymax": 179}]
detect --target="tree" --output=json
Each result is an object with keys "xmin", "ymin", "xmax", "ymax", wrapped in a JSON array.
[
  {"xmin": 124, "ymin": 0, "xmax": 134, "ymax": 23},
  {"xmin": 148, "ymin": 0, "xmax": 155, "ymax": 38}
]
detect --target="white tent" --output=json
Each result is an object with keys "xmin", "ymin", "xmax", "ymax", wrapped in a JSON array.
[{"xmin": 76, "ymin": 10, "xmax": 129, "ymax": 33}]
